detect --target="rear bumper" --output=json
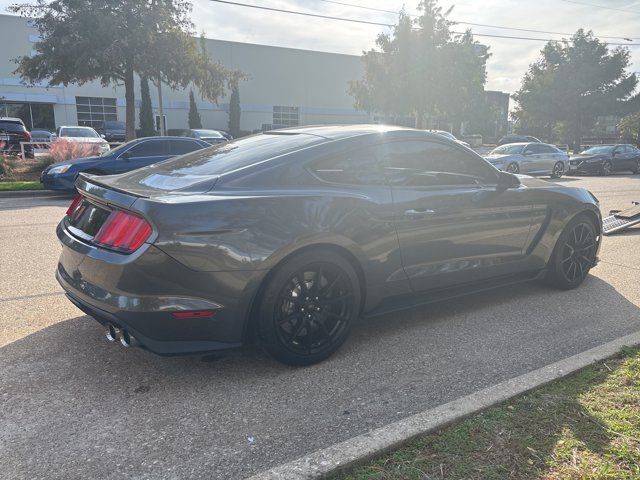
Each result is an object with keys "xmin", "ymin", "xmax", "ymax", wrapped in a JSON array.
[{"xmin": 56, "ymin": 220, "xmax": 263, "ymax": 355}]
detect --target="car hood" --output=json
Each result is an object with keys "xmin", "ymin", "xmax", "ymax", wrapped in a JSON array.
[
  {"xmin": 60, "ymin": 137, "xmax": 107, "ymax": 143},
  {"xmin": 572, "ymin": 154, "xmax": 606, "ymax": 161}
]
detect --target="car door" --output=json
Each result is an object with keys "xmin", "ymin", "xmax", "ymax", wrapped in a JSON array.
[
  {"xmin": 520, "ymin": 143, "xmax": 539, "ymax": 174},
  {"xmin": 383, "ymin": 139, "xmax": 535, "ymax": 292},
  {"xmin": 115, "ymin": 139, "xmax": 170, "ymax": 173},
  {"xmin": 614, "ymin": 146, "xmax": 635, "ymax": 172},
  {"xmin": 523, "ymin": 143, "xmax": 551, "ymax": 174}
]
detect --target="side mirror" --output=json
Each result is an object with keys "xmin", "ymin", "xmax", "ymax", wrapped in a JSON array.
[
  {"xmin": 497, "ymin": 171, "xmax": 521, "ymax": 190},
  {"xmin": 523, "ymin": 150, "xmax": 532, "ymax": 156},
  {"xmin": 101, "ymin": 134, "xmax": 106, "ymax": 139}
]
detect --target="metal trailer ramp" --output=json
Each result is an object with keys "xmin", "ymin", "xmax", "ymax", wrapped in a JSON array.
[{"xmin": 603, "ymin": 202, "xmax": 640, "ymax": 235}]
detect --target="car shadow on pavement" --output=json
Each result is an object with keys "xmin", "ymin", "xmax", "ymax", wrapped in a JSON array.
[{"xmin": 1, "ymin": 274, "xmax": 639, "ymax": 479}]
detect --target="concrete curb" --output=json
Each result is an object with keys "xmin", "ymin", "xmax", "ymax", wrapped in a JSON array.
[
  {"xmin": 0, "ymin": 189, "xmax": 72, "ymax": 199},
  {"xmin": 249, "ymin": 331, "xmax": 640, "ymax": 480}
]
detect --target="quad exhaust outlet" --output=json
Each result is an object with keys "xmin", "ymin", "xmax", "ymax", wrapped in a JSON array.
[{"xmin": 105, "ymin": 323, "xmax": 139, "ymax": 348}]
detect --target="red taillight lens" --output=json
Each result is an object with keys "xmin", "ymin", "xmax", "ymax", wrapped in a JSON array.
[
  {"xmin": 66, "ymin": 193, "xmax": 83, "ymax": 216},
  {"xmin": 20, "ymin": 131, "xmax": 31, "ymax": 139},
  {"xmin": 93, "ymin": 210, "xmax": 152, "ymax": 252}
]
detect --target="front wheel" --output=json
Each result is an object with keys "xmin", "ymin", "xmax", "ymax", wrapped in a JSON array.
[
  {"xmin": 506, "ymin": 162, "xmax": 520, "ymax": 174},
  {"xmin": 551, "ymin": 161, "xmax": 565, "ymax": 178},
  {"xmin": 600, "ymin": 160, "xmax": 612, "ymax": 176},
  {"xmin": 632, "ymin": 160, "xmax": 640, "ymax": 174},
  {"xmin": 256, "ymin": 250, "xmax": 361, "ymax": 366},
  {"xmin": 545, "ymin": 214, "xmax": 598, "ymax": 289}
]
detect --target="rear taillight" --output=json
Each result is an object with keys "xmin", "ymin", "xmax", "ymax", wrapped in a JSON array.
[
  {"xmin": 20, "ymin": 131, "xmax": 31, "ymax": 139},
  {"xmin": 93, "ymin": 210, "xmax": 152, "ymax": 252},
  {"xmin": 66, "ymin": 193, "xmax": 83, "ymax": 216}
]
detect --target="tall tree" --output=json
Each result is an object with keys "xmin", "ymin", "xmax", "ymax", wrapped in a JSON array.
[
  {"xmin": 11, "ymin": 0, "xmax": 231, "ymax": 141},
  {"xmin": 348, "ymin": 1, "xmax": 489, "ymax": 131},
  {"xmin": 619, "ymin": 112, "xmax": 640, "ymax": 145},
  {"xmin": 228, "ymin": 77, "xmax": 241, "ymax": 138},
  {"xmin": 513, "ymin": 29, "xmax": 639, "ymax": 150},
  {"xmin": 139, "ymin": 76, "xmax": 156, "ymax": 137},
  {"xmin": 188, "ymin": 90, "xmax": 202, "ymax": 129}
]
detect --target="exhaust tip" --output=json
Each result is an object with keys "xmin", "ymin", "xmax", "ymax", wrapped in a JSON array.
[
  {"xmin": 119, "ymin": 329, "xmax": 139, "ymax": 348},
  {"xmin": 105, "ymin": 323, "xmax": 120, "ymax": 342}
]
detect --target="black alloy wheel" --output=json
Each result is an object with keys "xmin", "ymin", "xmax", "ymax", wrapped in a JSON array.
[
  {"xmin": 632, "ymin": 160, "xmax": 640, "ymax": 174},
  {"xmin": 601, "ymin": 160, "xmax": 612, "ymax": 176},
  {"xmin": 551, "ymin": 161, "xmax": 565, "ymax": 178},
  {"xmin": 506, "ymin": 162, "xmax": 520, "ymax": 174},
  {"xmin": 256, "ymin": 250, "xmax": 360, "ymax": 365},
  {"xmin": 546, "ymin": 215, "xmax": 598, "ymax": 289}
]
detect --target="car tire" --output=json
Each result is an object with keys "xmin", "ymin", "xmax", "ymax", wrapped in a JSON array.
[
  {"xmin": 632, "ymin": 160, "xmax": 640, "ymax": 175},
  {"xmin": 544, "ymin": 214, "xmax": 598, "ymax": 290},
  {"xmin": 550, "ymin": 161, "xmax": 565, "ymax": 178},
  {"xmin": 600, "ymin": 160, "xmax": 612, "ymax": 176},
  {"xmin": 256, "ymin": 249, "xmax": 361, "ymax": 366},
  {"xmin": 506, "ymin": 162, "xmax": 520, "ymax": 174}
]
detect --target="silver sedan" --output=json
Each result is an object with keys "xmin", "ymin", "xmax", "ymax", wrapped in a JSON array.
[{"xmin": 484, "ymin": 142, "xmax": 569, "ymax": 178}]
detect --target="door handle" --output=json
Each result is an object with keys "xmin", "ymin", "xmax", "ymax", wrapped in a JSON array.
[{"xmin": 404, "ymin": 208, "xmax": 435, "ymax": 218}]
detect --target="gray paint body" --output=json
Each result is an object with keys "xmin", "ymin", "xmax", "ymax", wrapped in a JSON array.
[{"xmin": 56, "ymin": 126, "xmax": 602, "ymax": 355}]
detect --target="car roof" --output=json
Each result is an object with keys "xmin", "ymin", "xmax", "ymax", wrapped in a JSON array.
[
  {"xmin": 267, "ymin": 124, "xmax": 447, "ymax": 141},
  {"xmin": 0, "ymin": 117, "xmax": 25, "ymax": 123}
]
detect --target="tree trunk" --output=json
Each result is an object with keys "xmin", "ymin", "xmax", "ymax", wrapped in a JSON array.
[
  {"xmin": 124, "ymin": 65, "xmax": 136, "ymax": 141},
  {"xmin": 157, "ymin": 74, "xmax": 165, "ymax": 136}
]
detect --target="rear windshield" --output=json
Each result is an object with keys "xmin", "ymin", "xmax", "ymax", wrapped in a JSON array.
[
  {"xmin": 141, "ymin": 133, "xmax": 326, "ymax": 176},
  {"xmin": 193, "ymin": 129, "xmax": 224, "ymax": 138},
  {"xmin": 491, "ymin": 144, "xmax": 524, "ymax": 155},
  {"xmin": 0, "ymin": 121, "xmax": 26, "ymax": 132},
  {"xmin": 60, "ymin": 127, "xmax": 99, "ymax": 138}
]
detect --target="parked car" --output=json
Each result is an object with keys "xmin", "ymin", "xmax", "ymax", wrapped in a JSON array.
[
  {"xmin": 428, "ymin": 129, "xmax": 470, "ymax": 147},
  {"xmin": 569, "ymin": 144, "xmax": 640, "ymax": 176},
  {"xmin": 497, "ymin": 134, "xmax": 541, "ymax": 146},
  {"xmin": 0, "ymin": 117, "xmax": 32, "ymax": 157},
  {"xmin": 485, "ymin": 142, "xmax": 569, "ymax": 177},
  {"xmin": 55, "ymin": 126, "xmax": 111, "ymax": 155},
  {"xmin": 95, "ymin": 120, "xmax": 126, "ymax": 143},
  {"xmin": 41, "ymin": 136, "xmax": 210, "ymax": 191},
  {"xmin": 30, "ymin": 129, "xmax": 55, "ymax": 143},
  {"xmin": 168, "ymin": 128, "xmax": 228, "ymax": 145},
  {"xmin": 56, "ymin": 125, "xmax": 602, "ymax": 366}
]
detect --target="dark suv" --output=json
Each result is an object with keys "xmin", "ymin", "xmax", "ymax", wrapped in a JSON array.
[
  {"xmin": 0, "ymin": 117, "xmax": 32, "ymax": 157},
  {"xmin": 95, "ymin": 120, "xmax": 126, "ymax": 143}
]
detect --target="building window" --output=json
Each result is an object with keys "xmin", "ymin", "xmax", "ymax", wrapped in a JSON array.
[
  {"xmin": 273, "ymin": 105, "xmax": 299, "ymax": 127},
  {"xmin": 75, "ymin": 96, "xmax": 117, "ymax": 128},
  {"xmin": 0, "ymin": 101, "xmax": 55, "ymax": 130}
]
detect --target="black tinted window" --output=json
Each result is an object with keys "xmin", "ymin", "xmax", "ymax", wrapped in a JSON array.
[
  {"xmin": 127, "ymin": 140, "xmax": 167, "ymax": 157},
  {"xmin": 383, "ymin": 141, "xmax": 496, "ymax": 187},
  {"xmin": 0, "ymin": 121, "xmax": 26, "ymax": 132},
  {"xmin": 311, "ymin": 147, "xmax": 384, "ymax": 185},
  {"xmin": 169, "ymin": 139, "xmax": 203, "ymax": 155},
  {"xmin": 525, "ymin": 144, "xmax": 543, "ymax": 154}
]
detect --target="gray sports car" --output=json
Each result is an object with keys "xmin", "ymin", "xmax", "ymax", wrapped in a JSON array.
[{"xmin": 56, "ymin": 125, "xmax": 602, "ymax": 365}]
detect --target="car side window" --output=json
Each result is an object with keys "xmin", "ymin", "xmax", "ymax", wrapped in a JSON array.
[
  {"xmin": 525, "ymin": 144, "xmax": 542, "ymax": 154},
  {"xmin": 538, "ymin": 145, "xmax": 557, "ymax": 154},
  {"xmin": 169, "ymin": 139, "xmax": 203, "ymax": 155},
  {"xmin": 125, "ymin": 140, "xmax": 167, "ymax": 157},
  {"xmin": 382, "ymin": 140, "xmax": 497, "ymax": 187},
  {"xmin": 310, "ymin": 146, "xmax": 385, "ymax": 186}
]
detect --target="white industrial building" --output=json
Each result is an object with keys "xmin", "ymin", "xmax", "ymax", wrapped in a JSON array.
[{"xmin": 0, "ymin": 13, "xmax": 369, "ymax": 133}]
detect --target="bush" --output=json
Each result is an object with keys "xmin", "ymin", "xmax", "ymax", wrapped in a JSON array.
[
  {"xmin": 0, "ymin": 155, "xmax": 17, "ymax": 178},
  {"xmin": 48, "ymin": 138, "xmax": 99, "ymax": 162}
]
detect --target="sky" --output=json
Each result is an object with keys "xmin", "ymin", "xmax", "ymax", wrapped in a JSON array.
[{"xmin": 2, "ymin": 0, "xmax": 640, "ymax": 96}]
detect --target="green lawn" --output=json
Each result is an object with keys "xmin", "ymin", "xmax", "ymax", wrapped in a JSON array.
[
  {"xmin": 0, "ymin": 180, "xmax": 42, "ymax": 191},
  {"xmin": 336, "ymin": 347, "xmax": 640, "ymax": 480}
]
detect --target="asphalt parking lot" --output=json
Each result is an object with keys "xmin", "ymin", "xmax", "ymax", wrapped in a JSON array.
[{"xmin": 1, "ymin": 175, "xmax": 639, "ymax": 480}]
